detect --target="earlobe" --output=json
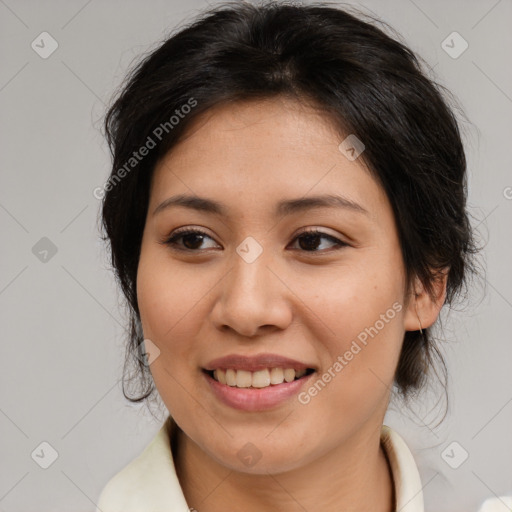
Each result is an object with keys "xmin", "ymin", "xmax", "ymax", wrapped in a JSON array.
[
  {"xmin": 414, "ymin": 301, "xmax": 423, "ymax": 335},
  {"xmin": 404, "ymin": 270, "xmax": 449, "ymax": 332}
]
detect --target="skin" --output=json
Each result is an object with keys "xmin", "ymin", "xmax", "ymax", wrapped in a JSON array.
[{"xmin": 137, "ymin": 96, "xmax": 447, "ymax": 512}]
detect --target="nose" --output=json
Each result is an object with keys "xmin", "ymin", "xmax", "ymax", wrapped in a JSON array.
[{"xmin": 210, "ymin": 245, "xmax": 293, "ymax": 338}]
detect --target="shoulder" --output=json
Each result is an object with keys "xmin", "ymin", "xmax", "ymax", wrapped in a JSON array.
[
  {"xmin": 477, "ymin": 496, "xmax": 512, "ymax": 511},
  {"xmin": 96, "ymin": 417, "xmax": 189, "ymax": 512},
  {"xmin": 381, "ymin": 425, "xmax": 424, "ymax": 512}
]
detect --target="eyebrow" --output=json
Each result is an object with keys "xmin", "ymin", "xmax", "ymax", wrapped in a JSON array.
[{"xmin": 152, "ymin": 193, "xmax": 369, "ymax": 217}]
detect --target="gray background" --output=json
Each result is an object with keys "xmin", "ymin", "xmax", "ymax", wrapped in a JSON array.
[{"xmin": 1, "ymin": 0, "xmax": 511, "ymax": 511}]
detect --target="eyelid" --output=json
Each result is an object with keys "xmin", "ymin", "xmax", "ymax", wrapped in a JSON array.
[
  {"xmin": 159, "ymin": 226, "xmax": 218, "ymax": 249},
  {"xmin": 293, "ymin": 226, "xmax": 346, "ymax": 242},
  {"xmin": 290, "ymin": 227, "xmax": 349, "ymax": 251}
]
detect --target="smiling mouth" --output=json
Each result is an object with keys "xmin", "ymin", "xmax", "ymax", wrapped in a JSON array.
[{"xmin": 203, "ymin": 368, "xmax": 315, "ymax": 389}]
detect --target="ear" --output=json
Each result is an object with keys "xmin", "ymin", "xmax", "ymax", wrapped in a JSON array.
[{"xmin": 403, "ymin": 269, "xmax": 449, "ymax": 332}]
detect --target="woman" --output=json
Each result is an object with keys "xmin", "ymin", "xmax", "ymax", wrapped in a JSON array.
[{"xmin": 96, "ymin": 2, "xmax": 478, "ymax": 511}]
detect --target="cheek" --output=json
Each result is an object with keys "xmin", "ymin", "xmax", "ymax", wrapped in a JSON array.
[
  {"xmin": 136, "ymin": 249, "xmax": 207, "ymax": 373},
  {"xmin": 136, "ymin": 240, "xmax": 210, "ymax": 338},
  {"xmin": 298, "ymin": 254, "xmax": 405, "ymax": 347},
  {"xmin": 298, "ymin": 262, "xmax": 405, "ymax": 415},
  {"xmin": 136, "ymin": 251, "xmax": 212, "ymax": 421}
]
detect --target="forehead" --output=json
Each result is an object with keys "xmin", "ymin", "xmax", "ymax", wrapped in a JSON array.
[
  {"xmin": 149, "ymin": 98, "xmax": 389, "ymax": 221},
  {"xmin": 162, "ymin": 97, "xmax": 343, "ymax": 161}
]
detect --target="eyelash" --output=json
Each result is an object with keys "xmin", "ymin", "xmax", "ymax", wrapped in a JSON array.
[{"xmin": 160, "ymin": 227, "xmax": 348, "ymax": 253}]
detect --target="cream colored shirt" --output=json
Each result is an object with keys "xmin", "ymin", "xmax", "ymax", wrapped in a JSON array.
[{"xmin": 96, "ymin": 417, "xmax": 424, "ymax": 512}]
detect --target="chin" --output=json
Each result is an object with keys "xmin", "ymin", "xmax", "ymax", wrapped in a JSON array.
[{"xmin": 202, "ymin": 438, "xmax": 310, "ymax": 476}]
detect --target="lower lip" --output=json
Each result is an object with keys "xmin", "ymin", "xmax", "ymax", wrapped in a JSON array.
[{"xmin": 203, "ymin": 370, "xmax": 315, "ymax": 411}]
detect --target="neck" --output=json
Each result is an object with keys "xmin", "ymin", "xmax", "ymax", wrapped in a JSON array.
[{"xmin": 172, "ymin": 421, "xmax": 395, "ymax": 512}]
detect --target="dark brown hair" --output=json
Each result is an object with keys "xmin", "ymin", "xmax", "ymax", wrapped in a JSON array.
[{"xmin": 100, "ymin": 0, "xmax": 480, "ymax": 421}]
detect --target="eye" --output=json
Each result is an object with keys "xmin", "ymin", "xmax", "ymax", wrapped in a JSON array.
[
  {"xmin": 160, "ymin": 227, "xmax": 348, "ymax": 253},
  {"xmin": 289, "ymin": 228, "xmax": 348, "ymax": 252},
  {"xmin": 161, "ymin": 227, "xmax": 219, "ymax": 251}
]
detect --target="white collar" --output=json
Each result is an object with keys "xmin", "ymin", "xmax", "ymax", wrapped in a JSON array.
[{"xmin": 97, "ymin": 417, "xmax": 424, "ymax": 512}]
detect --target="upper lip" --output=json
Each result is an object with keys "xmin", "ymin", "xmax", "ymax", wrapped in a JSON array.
[{"xmin": 203, "ymin": 353, "xmax": 316, "ymax": 372}]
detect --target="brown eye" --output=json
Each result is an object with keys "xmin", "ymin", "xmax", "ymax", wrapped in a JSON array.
[
  {"xmin": 162, "ymin": 228, "xmax": 219, "ymax": 251},
  {"xmin": 290, "ymin": 229, "xmax": 348, "ymax": 252}
]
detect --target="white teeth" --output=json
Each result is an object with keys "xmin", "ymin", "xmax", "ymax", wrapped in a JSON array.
[
  {"xmin": 211, "ymin": 368, "xmax": 310, "ymax": 388},
  {"xmin": 252, "ymin": 369, "xmax": 270, "ymax": 388},
  {"xmin": 214, "ymin": 369, "xmax": 227, "ymax": 384},
  {"xmin": 284, "ymin": 368, "xmax": 295, "ymax": 383},
  {"xmin": 236, "ymin": 370, "xmax": 252, "ymax": 388},
  {"xmin": 225, "ymin": 369, "xmax": 237, "ymax": 386},
  {"xmin": 269, "ymin": 367, "xmax": 284, "ymax": 384},
  {"xmin": 295, "ymin": 369, "xmax": 307, "ymax": 379}
]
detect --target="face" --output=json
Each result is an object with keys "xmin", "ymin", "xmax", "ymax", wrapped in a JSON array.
[{"xmin": 137, "ymin": 97, "xmax": 412, "ymax": 474}]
